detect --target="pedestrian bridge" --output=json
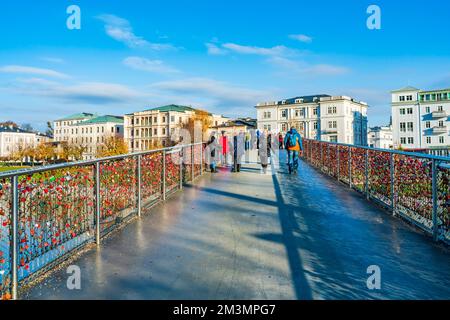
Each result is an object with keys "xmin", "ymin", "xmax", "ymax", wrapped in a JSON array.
[{"xmin": 0, "ymin": 142, "xmax": 449, "ymax": 299}]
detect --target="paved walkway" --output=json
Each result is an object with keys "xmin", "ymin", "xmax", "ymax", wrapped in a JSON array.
[{"xmin": 23, "ymin": 155, "xmax": 450, "ymax": 299}]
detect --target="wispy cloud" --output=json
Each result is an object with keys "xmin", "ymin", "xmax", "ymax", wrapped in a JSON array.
[
  {"xmin": 40, "ymin": 57, "xmax": 65, "ymax": 64},
  {"xmin": 0, "ymin": 65, "xmax": 69, "ymax": 79},
  {"xmin": 6, "ymin": 77, "xmax": 143, "ymax": 104},
  {"xmin": 289, "ymin": 34, "xmax": 313, "ymax": 43},
  {"xmin": 123, "ymin": 56, "xmax": 180, "ymax": 74},
  {"xmin": 96, "ymin": 14, "xmax": 176, "ymax": 50},
  {"xmin": 221, "ymin": 43, "xmax": 296, "ymax": 56},
  {"xmin": 268, "ymin": 56, "xmax": 349, "ymax": 76},
  {"xmin": 205, "ymin": 43, "xmax": 227, "ymax": 55},
  {"xmin": 150, "ymin": 77, "xmax": 274, "ymax": 115}
]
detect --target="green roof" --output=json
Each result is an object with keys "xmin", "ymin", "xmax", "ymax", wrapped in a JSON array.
[
  {"xmin": 56, "ymin": 112, "xmax": 96, "ymax": 121},
  {"xmin": 145, "ymin": 104, "xmax": 196, "ymax": 113},
  {"xmin": 75, "ymin": 115, "xmax": 124, "ymax": 125},
  {"xmin": 391, "ymin": 86, "xmax": 420, "ymax": 93}
]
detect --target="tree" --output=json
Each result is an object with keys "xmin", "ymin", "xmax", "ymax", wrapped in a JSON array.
[
  {"xmin": 96, "ymin": 137, "xmax": 128, "ymax": 157},
  {"xmin": 46, "ymin": 121, "xmax": 54, "ymax": 137},
  {"xmin": 20, "ymin": 123, "xmax": 34, "ymax": 132},
  {"xmin": 0, "ymin": 121, "xmax": 18, "ymax": 128},
  {"xmin": 180, "ymin": 109, "xmax": 212, "ymax": 143},
  {"xmin": 35, "ymin": 143, "xmax": 56, "ymax": 165}
]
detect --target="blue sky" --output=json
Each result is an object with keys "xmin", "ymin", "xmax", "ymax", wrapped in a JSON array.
[{"xmin": 0, "ymin": 0, "xmax": 449, "ymax": 131}]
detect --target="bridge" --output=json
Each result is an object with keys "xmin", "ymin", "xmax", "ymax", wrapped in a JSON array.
[{"xmin": 0, "ymin": 141, "xmax": 449, "ymax": 300}]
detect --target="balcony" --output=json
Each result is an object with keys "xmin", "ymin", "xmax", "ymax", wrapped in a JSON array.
[
  {"xmin": 431, "ymin": 110, "xmax": 447, "ymax": 118},
  {"xmin": 432, "ymin": 126, "xmax": 447, "ymax": 134}
]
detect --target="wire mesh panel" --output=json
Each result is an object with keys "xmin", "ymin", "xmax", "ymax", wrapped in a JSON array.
[
  {"xmin": 165, "ymin": 150, "xmax": 181, "ymax": 194},
  {"xmin": 311, "ymin": 141, "xmax": 321, "ymax": 168},
  {"xmin": 436, "ymin": 161, "xmax": 450, "ymax": 242},
  {"xmin": 368, "ymin": 150, "xmax": 392, "ymax": 206},
  {"xmin": 182, "ymin": 146, "xmax": 192, "ymax": 183},
  {"xmin": 100, "ymin": 157, "xmax": 137, "ymax": 235},
  {"xmin": 321, "ymin": 143, "xmax": 330, "ymax": 174},
  {"xmin": 17, "ymin": 165, "xmax": 95, "ymax": 283},
  {"xmin": 328, "ymin": 144, "xmax": 338, "ymax": 178},
  {"xmin": 338, "ymin": 145, "xmax": 350, "ymax": 184},
  {"xmin": 0, "ymin": 178, "xmax": 12, "ymax": 299},
  {"xmin": 141, "ymin": 151, "xmax": 163, "ymax": 207},
  {"xmin": 193, "ymin": 144, "xmax": 202, "ymax": 176},
  {"xmin": 350, "ymin": 147, "xmax": 366, "ymax": 192},
  {"xmin": 394, "ymin": 154, "xmax": 433, "ymax": 231}
]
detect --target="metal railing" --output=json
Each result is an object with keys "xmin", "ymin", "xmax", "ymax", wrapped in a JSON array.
[
  {"xmin": 0, "ymin": 142, "xmax": 205, "ymax": 300},
  {"xmin": 302, "ymin": 139, "xmax": 450, "ymax": 245}
]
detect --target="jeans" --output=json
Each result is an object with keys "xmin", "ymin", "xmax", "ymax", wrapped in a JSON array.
[{"xmin": 287, "ymin": 150, "xmax": 299, "ymax": 172}]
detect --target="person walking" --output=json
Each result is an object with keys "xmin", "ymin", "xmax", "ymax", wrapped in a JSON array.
[
  {"xmin": 231, "ymin": 132, "xmax": 244, "ymax": 172},
  {"xmin": 206, "ymin": 135, "xmax": 218, "ymax": 173},
  {"xmin": 259, "ymin": 131, "xmax": 271, "ymax": 174},
  {"xmin": 278, "ymin": 132, "xmax": 284, "ymax": 149},
  {"xmin": 284, "ymin": 127, "xmax": 303, "ymax": 174}
]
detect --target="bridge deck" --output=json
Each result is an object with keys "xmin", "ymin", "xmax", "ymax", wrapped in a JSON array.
[{"xmin": 23, "ymin": 156, "xmax": 450, "ymax": 299}]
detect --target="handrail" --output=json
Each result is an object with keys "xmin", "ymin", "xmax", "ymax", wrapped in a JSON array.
[
  {"xmin": 0, "ymin": 142, "xmax": 204, "ymax": 179},
  {"xmin": 303, "ymin": 139, "xmax": 450, "ymax": 162}
]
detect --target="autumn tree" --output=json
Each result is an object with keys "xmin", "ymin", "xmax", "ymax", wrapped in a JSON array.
[
  {"xmin": 96, "ymin": 136, "xmax": 129, "ymax": 157},
  {"xmin": 35, "ymin": 143, "xmax": 56, "ymax": 165},
  {"xmin": 180, "ymin": 109, "xmax": 212, "ymax": 143},
  {"xmin": 0, "ymin": 121, "xmax": 18, "ymax": 128}
]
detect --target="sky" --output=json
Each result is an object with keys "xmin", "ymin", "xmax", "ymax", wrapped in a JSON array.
[{"xmin": 0, "ymin": 0, "xmax": 449, "ymax": 132}]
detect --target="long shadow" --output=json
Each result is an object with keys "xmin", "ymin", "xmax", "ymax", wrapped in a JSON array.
[{"xmin": 270, "ymin": 171, "xmax": 313, "ymax": 299}]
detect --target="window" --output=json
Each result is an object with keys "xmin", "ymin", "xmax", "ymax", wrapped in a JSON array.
[
  {"xmin": 328, "ymin": 121, "xmax": 337, "ymax": 129},
  {"xmin": 281, "ymin": 110, "xmax": 287, "ymax": 118},
  {"xmin": 136, "ymin": 118, "xmax": 139, "ymax": 125},
  {"xmin": 154, "ymin": 117, "xmax": 157, "ymax": 123},
  {"xmin": 439, "ymin": 136, "xmax": 444, "ymax": 144},
  {"xmin": 426, "ymin": 106, "xmax": 430, "ymax": 113},
  {"xmin": 162, "ymin": 116, "xmax": 166, "ymax": 123},
  {"xmin": 313, "ymin": 108, "xmax": 318, "ymax": 116},
  {"xmin": 400, "ymin": 137, "xmax": 406, "ymax": 144},
  {"xmin": 407, "ymin": 108, "xmax": 413, "ymax": 114},
  {"xmin": 400, "ymin": 122, "xmax": 406, "ymax": 132},
  {"xmin": 171, "ymin": 116, "xmax": 175, "ymax": 122},
  {"xmin": 154, "ymin": 128, "xmax": 157, "ymax": 135},
  {"xmin": 399, "ymin": 96, "xmax": 405, "ymax": 102},
  {"xmin": 426, "ymin": 121, "xmax": 431, "ymax": 129},
  {"xmin": 313, "ymin": 122, "xmax": 318, "ymax": 130},
  {"xmin": 438, "ymin": 105, "xmax": 443, "ymax": 111},
  {"xmin": 408, "ymin": 137, "xmax": 414, "ymax": 144},
  {"xmin": 400, "ymin": 108, "xmax": 405, "ymax": 115},
  {"xmin": 407, "ymin": 122, "xmax": 413, "ymax": 132},
  {"xmin": 327, "ymin": 106, "xmax": 337, "ymax": 114},
  {"xmin": 426, "ymin": 137, "xmax": 431, "ymax": 144},
  {"xmin": 406, "ymin": 95, "xmax": 413, "ymax": 101},
  {"xmin": 438, "ymin": 120, "xmax": 444, "ymax": 127},
  {"xmin": 330, "ymin": 136, "xmax": 338, "ymax": 143}
]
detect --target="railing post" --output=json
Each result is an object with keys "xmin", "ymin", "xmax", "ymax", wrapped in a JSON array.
[
  {"xmin": 162, "ymin": 150, "xmax": 166, "ymax": 201},
  {"xmin": 11, "ymin": 175, "xmax": 19, "ymax": 300},
  {"xmin": 349, "ymin": 147, "xmax": 352, "ymax": 189},
  {"xmin": 200, "ymin": 143, "xmax": 203, "ymax": 174},
  {"xmin": 191, "ymin": 145, "xmax": 195, "ymax": 181},
  {"xmin": 95, "ymin": 162, "xmax": 101, "ymax": 245},
  {"xmin": 390, "ymin": 153, "xmax": 395, "ymax": 214},
  {"xmin": 137, "ymin": 155, "xmax": 142, "ymax": 218},
  {"xmin": 179, "ymin": 148, "xmax": 183, "ymax": 190},
  {"xmin": 365, "ymin": 149, "xmax": 369, "ymax": 199},
  {"xmin": 337, "ymin": 146, "xmax": 340, "ymax": 181},
  {"xmin": 432, "ymin": 159, "xmax": 438, "ymax": 241}
]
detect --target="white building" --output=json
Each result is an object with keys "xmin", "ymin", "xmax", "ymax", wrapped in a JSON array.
[
  {"xmin": 0, "ymin": 126, "xmax": 38, "ymax": 158},
  {"xmin": 368, "ymin": 125, "xmax": 393, "ymax": 149},
  {"xmin": 391, "ymin": 86, "xmax": 449, "ymax": 156},
  {"xmin": 53, "ymin": 114, "xmax": 124, "ymax": 160},
  {"xmin": 124, "ymin": 104, "xmax": 228, "ymax": 152},
  {"xmin": 256, "ymin": 94, "xmax": 368, "ymax": 146}
]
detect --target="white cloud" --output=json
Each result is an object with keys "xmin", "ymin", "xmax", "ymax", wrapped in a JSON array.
[
  {"xmin": 0, "ymin": 65, "xmax": 69, "ymax": 79},
  {"xmin": 289, "ymin": 34, "xmax": 313, "ymax": 43},
  {"xmin": 150, "ymin": 77, "xmax": 273, "ymax": 114},
  {"xmin": 97, "ymin": 14, "xmax": 176, "ymax": 50},
  {"xmin": 268, "ymin": 56, "xmax": 349, "ymax": 76},
  {"xmin": 221, "ymin": 43, "xmax": 295, "ymax": 56},
  {"xmin": 205, "ymin": 43, "xmax": 227, "ymax": 55},
  {"xmin": 40, "ymin": 57, "xmax": 65, "ymax": 64},
  {"xmin": 123, "ymin": 56, "xmax": 180, "ymax": 74}
]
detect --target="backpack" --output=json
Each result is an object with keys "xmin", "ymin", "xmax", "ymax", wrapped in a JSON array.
[{"xmin": 286, "ymin": 133, "xmax": 297, "ymax": 148}]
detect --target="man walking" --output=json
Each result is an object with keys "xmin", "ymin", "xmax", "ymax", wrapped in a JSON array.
[{"xmin": 284, "ymin": 127, "xmax": 303, "ymax": 174}]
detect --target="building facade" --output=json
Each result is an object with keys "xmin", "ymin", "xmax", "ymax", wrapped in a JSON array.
[
  {"xmin": 391, "ymin": 86, "xmax": 449, "ymax": 156},
  {"xmin": 256, "ymin": 94, "xmax": 368, "ymax": 146},
  {"xmin": 368, "ymin": 125, "xmax": 393, "ymax": 149},
  {"xmin": 124, "ymin": 104, "xmax": 228, "ymax": 152},
  {"xmin": 53, "ymin": 114, "xmax": 124, "ymax": 160},
  {"xmin": 0, "ymin": 126, "xmax": 37, "ymax": 158}
]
